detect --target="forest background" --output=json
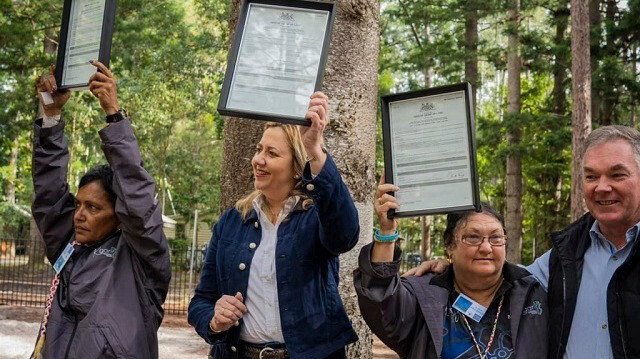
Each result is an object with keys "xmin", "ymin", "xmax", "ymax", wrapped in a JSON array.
[{"xmin": 1, "ymin": 0, "xmax": 640, "ymax": 266}]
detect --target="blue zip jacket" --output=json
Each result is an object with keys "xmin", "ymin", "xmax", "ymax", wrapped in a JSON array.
[{"xmin": 188, "ymin": 154, "xmax": 359, "ymax": 359}]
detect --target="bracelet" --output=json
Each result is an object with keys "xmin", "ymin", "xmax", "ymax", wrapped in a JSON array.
[
  {"xmin": 209, "ymin": 320, "xmax": 222, "ymax": 334},
  {"xmin": 374, "ymin": 229, "xmax": 398, "ymax": 242}
]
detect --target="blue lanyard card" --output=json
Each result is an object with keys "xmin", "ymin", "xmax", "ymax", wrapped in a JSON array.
[
  {"xmin": 452, "ymin": 293, "xmax": 487, "ymax": 322},
  {"xmin": 53, "ymin": 243, "xmax": 75, "ymax": 274}
]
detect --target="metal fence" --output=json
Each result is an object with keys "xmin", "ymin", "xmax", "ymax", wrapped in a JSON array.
[{"xmin": 0, "ymin": 237, "xmax": 204, "ymax": 315}]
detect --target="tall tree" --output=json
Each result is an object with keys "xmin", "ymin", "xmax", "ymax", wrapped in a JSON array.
[
  {"xmin": 505, "ymin": 0, "xmax": 523, "ymax": 263},
  {"xmin": 220, "ymin": 0, "xmax": 380, "ymax": 357},
  {"xmin": 570, "ymin": 0, "xmax": 592, "ymax": 220},
  {"xmin": 464, "ymin": 0, "xmax": 479, "ymax": 110}
]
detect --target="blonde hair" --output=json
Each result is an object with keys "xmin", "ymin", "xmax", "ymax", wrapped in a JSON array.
[{"xmin": 235, "ymin": 122, "xmax": 314, "ymax": 219}]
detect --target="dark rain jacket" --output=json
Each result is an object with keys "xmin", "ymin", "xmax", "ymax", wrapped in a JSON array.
[
  {"xmin": 354, "ymin": 243, "xmax": 548, "ymax": 359},
  {"xmin": 31, "ymin": 118, "xmax": 171, "ymax": 359},
  {"xmin": 548, "ymin": 212, "xmax": 640, "ymax": 359},
  {"xmin": 188, "ymin": 155, "xmax": 359, "ymax": 359}
]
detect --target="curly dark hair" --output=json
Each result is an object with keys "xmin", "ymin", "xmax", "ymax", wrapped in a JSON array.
[
  {"xmin": 78, "ymin": 164, "xmax": 116, "ymax": 206},
  {"xmin": 443, "ymin": 203, "xmax": 505, "ymax": 251}
]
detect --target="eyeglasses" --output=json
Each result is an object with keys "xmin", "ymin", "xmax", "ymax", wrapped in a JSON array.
[{"xmin": 458, "ymin": 235, "xmax": 507, "ymax": 247}]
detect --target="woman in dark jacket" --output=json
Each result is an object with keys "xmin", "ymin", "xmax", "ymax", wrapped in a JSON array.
[
  {"xmin": 31, "ymin": 63, "xmax": 171, "ymax": 359},
  {"xmin": 188, "ymin": 92, "xmax": 359, "ymax": 359},
  {"xmin": 354, "ymin": 181, "xmax": 547, "ymax": 359}
]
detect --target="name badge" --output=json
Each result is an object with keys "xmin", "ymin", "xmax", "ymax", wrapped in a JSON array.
[
  {"xmin": 53, "ymin": 243, "xmax": 75, "ymax": 274},
  {"xmin": 452, "ymin": 293, "xmax": 487, "ymax": 322}
]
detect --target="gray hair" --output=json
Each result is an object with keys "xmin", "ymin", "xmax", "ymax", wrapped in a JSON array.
[{"xmin": 582, "ymin": 125, "xmax": 640, "ymax": 168}]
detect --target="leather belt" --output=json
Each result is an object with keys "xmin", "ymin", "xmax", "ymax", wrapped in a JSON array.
[{"xmin": 239, "ymin": 342, "xmax": 289, "ymax": 359}]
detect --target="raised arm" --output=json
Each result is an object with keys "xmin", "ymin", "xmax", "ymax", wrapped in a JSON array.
[
  {"xmin": 31, "ymin": 67, "xmax": 73, "ymax": 263},
  {"xmin": 353, "ymin": 243, "xmax": 421, "ymax": 357},
  {"xmin": 90, "ymin": 61, "xmax": 170, "ymax": 286},
  {"xmin": 299, "ymin": 91, "xmax": 359, "ymax": 254}
]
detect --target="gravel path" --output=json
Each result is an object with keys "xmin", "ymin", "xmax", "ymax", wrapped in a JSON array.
[{"xmin": 0, "ymin": 305, "xmax": 397, "ymax": 359}]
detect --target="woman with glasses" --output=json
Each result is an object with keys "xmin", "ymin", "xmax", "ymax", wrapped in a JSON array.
[{"xmin": 353, "ymin": 180, "xmax": 548, "ymax": 359}]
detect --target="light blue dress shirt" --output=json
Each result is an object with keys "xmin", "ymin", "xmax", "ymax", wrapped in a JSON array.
[{"xmin": 527, "ymin": 220, "xmax": 639, "ymax": 359}]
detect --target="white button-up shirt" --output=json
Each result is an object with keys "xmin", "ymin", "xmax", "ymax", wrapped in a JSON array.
[{"xmin": 239, "ymin": 195, "xmax": 298, "ymax": 344}]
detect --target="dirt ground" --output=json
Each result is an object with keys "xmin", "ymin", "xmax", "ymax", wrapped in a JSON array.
[
  {"xmin": 0, "ymin": 305, "xmax": 209, "ymax": 359},
  {"xmin": 0, "ymin": 305, "xmax": 398, "ymax": 359}
]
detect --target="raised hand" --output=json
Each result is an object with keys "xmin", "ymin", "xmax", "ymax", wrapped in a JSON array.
[
  {"xmin": 299, "ymin": 91, "xmax": 328, "ymax": 172},
  {"xmin": 374, "ymin": 173, "xmax": 399, "ymax": 235},
  {"xmin": 35, "ymin": 65, "xmax": 71, "ymax": 116},
  {"xmin": 88, "ymin": 60, "xmax": 119, "ymax": 115}
]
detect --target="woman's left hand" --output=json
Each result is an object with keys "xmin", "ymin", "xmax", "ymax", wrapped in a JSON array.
[
  {"xmin": 300, "ymin": 91, "xmax": 328, "ymax": 172},
  {"xmin": 88, "ymin": 60, "xmax": 120, "ymax": 115}
]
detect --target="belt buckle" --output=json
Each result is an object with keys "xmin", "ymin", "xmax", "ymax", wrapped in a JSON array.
[{"xmin": 259, "ymin": 347, "xmax": 274, "ymax": 359}]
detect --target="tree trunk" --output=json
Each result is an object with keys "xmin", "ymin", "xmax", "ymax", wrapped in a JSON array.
[
  {"xmin": 632, "ymin": 44, "xmax": 637, "ymax": 127},
  {"xmin": 423, "ymin": 25, "xmax": 432, "ymax": 87},
  {"xmin": 220, "ymin": 0, "xmax": 379, "ymax": 356},
  {"xmin": 571, "ymin": 0, "xmax": 593, "ymax": 220},
  {"xmin": 552, "ymin": 3, "xmax": 569, "ymax": 115},
  {"xmin": 506, "ymin": 0, "xmax": 523, "ymax": 264},
  {"xmin": 464, "ymin": 2, "xmax": 479, "ymax": 111},
  {"xmin": 420, "ymin": 216, "xmax": 431, "ymax": 260},
  {"xmin": 7, "ymin": 137, "xmax": 19, "ymax": 205},
  {"xmin": 589, "ymin": 0, "xmax": 601, "ymax": 125},
  {"xmin": 600, "ymin": 0, "xmax": 617, "ymax": 125}
]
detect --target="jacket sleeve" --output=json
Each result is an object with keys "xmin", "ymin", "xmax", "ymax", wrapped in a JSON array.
[
  {"xmin": 188, "ymin": 214, "xmax": 227, "ymax": 344},
  {"xmin": 31, "ymin": 119, "xmax": 75, "ymax": 264},
  {"xmin": 353, "ymin": 243, "xmax": 419, "ymax": 357},
  {"xmin": 301, "ymin": 154, "xmax": 359, "ymax": 255},
  {"xmin": 99, "ymin": 120, "xmax": 171, "ymax": 288}
]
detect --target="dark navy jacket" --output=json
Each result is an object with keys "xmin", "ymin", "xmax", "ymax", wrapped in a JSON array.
[{"xmin": 188, "ymin": 155, "xmax": 359, "ymax": 359}]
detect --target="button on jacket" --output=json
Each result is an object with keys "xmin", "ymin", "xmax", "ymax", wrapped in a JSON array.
[
  {"xmin": 188, "ymin": 154, "xmax": 360, "ymax": 359},
  {"xmin": 31, "ymin": 119, "xmax": 171, "ymax": 359}
]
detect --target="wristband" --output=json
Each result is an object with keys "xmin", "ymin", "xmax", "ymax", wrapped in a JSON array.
[
  {"xmin": 374, "ymin": 229, "xmax": 398, "ymax": 242},
  {"xmin": 209, "ymin": 320, "xmax": 222, "ymax": 334}
]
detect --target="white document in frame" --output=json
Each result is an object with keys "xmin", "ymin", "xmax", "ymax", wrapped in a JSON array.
[
  {"xmin": 62, "ymin": 0, "xmax": 106, "ymax": 87},
  {"xmin": 226, "ymin": 4, "xmax": 329, "ymax": 118},
  {"xmin": 389, "ymin": 91, "xmax": 474, "ymax": 213}
]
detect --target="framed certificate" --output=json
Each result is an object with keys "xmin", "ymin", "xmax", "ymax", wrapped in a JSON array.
[
  {"xmin": 55, "ymin": 0, "xmax": 117, "ymax": 90},
  {"xmin": 381, "ymin": 83, "xmax": 481, "ymax": 218},
  {"xmin": 218, "ymin": 0, "xmax": 336, "ymax": 126}
]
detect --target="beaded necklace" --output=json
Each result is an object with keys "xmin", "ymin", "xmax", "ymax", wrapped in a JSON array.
[{"xmin": 458, "ymin": 294, "xmax": 504, "ymax": 359}]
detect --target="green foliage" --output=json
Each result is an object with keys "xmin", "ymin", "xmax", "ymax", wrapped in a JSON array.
[
  {"xmin": 0, "ymin": 0, "xmax": 229, "ymax": 231},
  {"xmin": 0, "ymin": 202, "xmax": 30, "ymax": 239}
]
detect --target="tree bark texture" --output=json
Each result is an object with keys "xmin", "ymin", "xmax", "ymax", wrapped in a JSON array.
[
  {"xmin": 552, "ymin": 3, "xmax": 569, "ymax": 115},
  {"xmin": 420, "ymin": 216, "xmax": 431, "ymax": 260},
  {"xmin": 221, "ymin": 0, "xmax": 380, "ymax": 356},
  {"xmin": 423, "ymin": 25, "xmax": 432, "ymax": 87},
  {"xmin": 464, "ymin": 3, "xmax": 478, "ymax": 111},
  {"xmin": 7, "ymin": 137, "xmax": 19, "ymax": 205},
  {"xmin": 589, "ymin": 0, "xmax": 601, "ymax": 125},
  {"xmin": 506, "ymin": 0, "xmax": 523, "ymax": 264},
  {"xmin": 571, "ymin": 0, "xmax": 593, "ymax": 220}
]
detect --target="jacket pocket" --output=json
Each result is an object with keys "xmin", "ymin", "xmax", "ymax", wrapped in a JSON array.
[{"xmin": 99, "ymin": 326, "xmax": 127, "ymax": 358}]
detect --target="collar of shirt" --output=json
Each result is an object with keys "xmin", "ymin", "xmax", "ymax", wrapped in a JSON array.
[
  {"xmin": 589, "ymin": 220, "xmax": 640, "ymax": 255},
  {"xmin": 252, "ymin": 195, "xmax": 299, "ymax": 226}
]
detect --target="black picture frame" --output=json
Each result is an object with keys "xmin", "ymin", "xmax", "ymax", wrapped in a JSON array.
[
  {"xmin": 381, "ymin": 82, "xmax": 481, "ymax": 218},
  {"xmin": 217, "ymin": 0, "xmax": 336, "ymax": 126},
  {"xmin": 55, "ymin": 0, "xmax": 117, "ymax": 90}
]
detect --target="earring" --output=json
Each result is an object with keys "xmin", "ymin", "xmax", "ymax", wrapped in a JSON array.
[{"xmin": 294, "ymin": 174, "xmax": 301, "ymax": 180}]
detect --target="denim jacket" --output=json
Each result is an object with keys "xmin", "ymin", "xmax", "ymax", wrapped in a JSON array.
[{"xmin": 188, "ymin": 155, "xmax": 359, "ymax": 359}]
